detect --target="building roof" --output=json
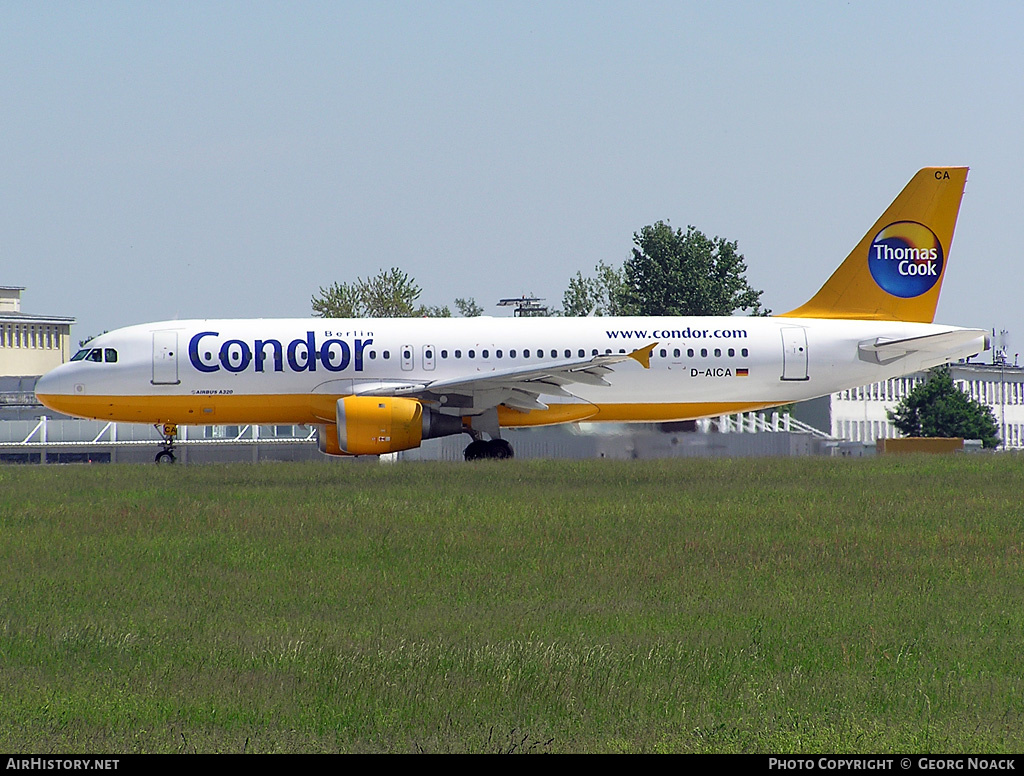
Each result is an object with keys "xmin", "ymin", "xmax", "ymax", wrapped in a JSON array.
[{"xmin": 0, "ymin": 311, "xmax": 75, "ymax": 324}]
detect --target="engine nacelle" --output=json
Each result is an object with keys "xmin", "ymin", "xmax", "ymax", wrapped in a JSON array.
[
  {"xmin": 337, "ymin": 396, "xmax": 423, "ymax": 455},
  {"xmin": 316, "ymin": 397, "xmax": 466, "ymax": 456}
]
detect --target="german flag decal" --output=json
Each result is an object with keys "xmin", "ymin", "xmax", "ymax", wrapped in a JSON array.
[{"xmin": 736, "ymin": 368, "xmax": 749, "ymax": 377}]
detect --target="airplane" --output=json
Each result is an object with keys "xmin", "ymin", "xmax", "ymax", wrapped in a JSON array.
[{"xmin": 35, "ymin": 167, "xmax": 988, "ymax": 463}]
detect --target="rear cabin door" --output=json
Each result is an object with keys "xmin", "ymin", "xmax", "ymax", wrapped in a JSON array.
[{"xmin": 780, "ymin": 327, "xmax": 809, "ymax": 382}]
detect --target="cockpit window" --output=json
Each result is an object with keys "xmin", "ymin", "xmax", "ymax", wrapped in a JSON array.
[{"xmin": 70, "ymin": 347, "xmax": 116, "ymax": 363}]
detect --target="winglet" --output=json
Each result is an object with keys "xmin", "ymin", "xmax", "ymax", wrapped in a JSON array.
[{"xmin": 628, "ymin": 342, "xmax": 657, "ymax": 369}]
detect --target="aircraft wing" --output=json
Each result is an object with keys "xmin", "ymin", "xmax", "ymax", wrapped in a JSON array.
[
  {"xmin": 355, "ymin": 342, "xmax": 657, "ymax": 411},
  {"xmin": 858, "ymin": 329, "xmax": 988, "ymax": 365}
]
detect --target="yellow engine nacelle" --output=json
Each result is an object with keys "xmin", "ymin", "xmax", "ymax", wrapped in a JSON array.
[{"xmin": 336, "ymin": 396, "xmax": 424, "ymax": 455}]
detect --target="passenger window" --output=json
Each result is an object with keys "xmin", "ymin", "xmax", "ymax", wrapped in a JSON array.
[
  {"xmin": 104, "ymin": 349, "xmax": 118, "ymax": 363},
  {"xmin": 714, "ymin": 348, "xmax": 721, "ymax": 357},
  {"xmin": 510, "ymin": 349, "xmax": 517, "ymax": 358},
  {"xmin": 496, "ymin": 349, "xmax": 502, "ymax": 358},
  {"xmin": 728, "ymin": 348, "xmax": 735, "ymax": 357},
  {"xmin": 383, "ymin": 351, "xmax": 390, "ymax": 359},
  {"xmin": 441, "ymin": 350, "xmax": 448, "ymax": 359},
  {"xmin": 468, "ymin": 350, "xmax": 476, "ymax": 358},
  {"xmin": 578, "ymin": 349, "xmax": 584, "ymax": 357},
  {"xmin": 741, "ymin": 348, "xmax": 749, "ymax": 357},
  {"xmin": 455, "ymin": 350, "xmax": 462, "ymax": 358},
  {"xmin": 369, "ymin": 351, "xmax": 377, "ymax": 359},
  {"xmin": 700, "ymin": 348, "xmax": 708, "ymax": 357},
  {"xmin": 523, "ymin": 349, "xmax": 531, "ymax": 358},
  {"xmin": 687, "ymin": 348, "xmax": 694, "ymax": 357},
  {"xmin": 482, "ymin": 349, "xmax": 489, "ymax": 358},
  {"xmin": 673, "ymin": 348, "xmax": 680, "ymax": 357},
  {"xmin": 551, "ymin": 350, "xmax": 557, "ymax": 358}
]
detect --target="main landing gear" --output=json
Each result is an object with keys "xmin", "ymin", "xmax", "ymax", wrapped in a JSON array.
[
  {"xmin": 155, "ymin": 423, "xmax": 178, "ymax": 464},
  {"xmin": 463, "ymin": 437, "xmax": 514, "ymax": 461},
  {"xmin": 461, "ymin": 408, "xmax": 514, "ymax": 461}
]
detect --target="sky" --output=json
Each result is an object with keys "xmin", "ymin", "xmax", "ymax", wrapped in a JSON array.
[{"xmin": 3, "ymin": 1, "xmax": 1023, "ymax": 357}]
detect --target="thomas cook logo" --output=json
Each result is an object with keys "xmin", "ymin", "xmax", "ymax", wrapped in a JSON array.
[{"xmin": 868, "ymin": 221, "xmax": 943, "ymax": 298}]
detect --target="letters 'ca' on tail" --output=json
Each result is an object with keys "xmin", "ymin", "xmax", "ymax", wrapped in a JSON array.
[{"xmin": 780, "ymin": 167, "xmax": 968, "ymax": 323}]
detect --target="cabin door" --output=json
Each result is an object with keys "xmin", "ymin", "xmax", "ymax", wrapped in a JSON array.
[
  {"xmin": 152, "ymin": 331, "xmax": 180, "ymax": 385},
  {"xmin": 780, "ymin": 327, "xmax": 809, "ymax": 381}
]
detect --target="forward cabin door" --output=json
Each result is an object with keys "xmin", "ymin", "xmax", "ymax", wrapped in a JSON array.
[
  {"xmin": 780, "ymin": 327, "xmax": 809, "ymax": 382},
  {"xmin": 152, "ymin": 330, "xmax": 180, "ymax": 385}
]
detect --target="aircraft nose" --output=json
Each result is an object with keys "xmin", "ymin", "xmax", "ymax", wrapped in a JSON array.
[{"xmin": 34, "ymin": 368, "xmax": 67, "ymax": 408}]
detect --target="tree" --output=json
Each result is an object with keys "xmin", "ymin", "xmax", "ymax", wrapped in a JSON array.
[
  {"xmin": 454, "ymin": 297, "xmax": 484, "ymax": 317},
  {"xmin": 79, "ymin": 331, "xmax": 108, "ymax": 347},
  {"xmin": 312, "ymin": 268, "xmax": 479, "ymax": 318},
  {"xmin": 887, "ymin": 365, "xmax": 1000, "ymax": 448},
  {"xmin": 616, "ymin": 221, "xmax": 767, "ymax": 317},
  {"xmin": 562, "ymin": 261, "xmax": 625, "ymax": 317}
]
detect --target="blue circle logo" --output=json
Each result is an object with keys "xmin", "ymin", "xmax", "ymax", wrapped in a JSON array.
[{"xmin": 868, "ymin": 221, "xmax": 944, "ymax": 298}]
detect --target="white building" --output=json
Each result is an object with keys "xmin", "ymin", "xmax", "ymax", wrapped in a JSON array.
[{"xmin": 797, "ymin": 360, "xmax": 1024, "ymax": 449}]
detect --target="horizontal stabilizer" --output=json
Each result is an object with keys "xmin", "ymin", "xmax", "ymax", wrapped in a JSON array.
[{"xmin": 858, "ymin": 329, "xmax": 988, "ymax": 365}]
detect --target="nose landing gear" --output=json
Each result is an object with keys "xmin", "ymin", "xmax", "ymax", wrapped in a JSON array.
[{"xmin": 155, "ymin": 423, "xmax": 178, "ymax": 464}]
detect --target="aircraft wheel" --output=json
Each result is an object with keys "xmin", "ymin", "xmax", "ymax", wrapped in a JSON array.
[
  {"xmin": 463, "ymin": 440, "xmax": 490, "ymax": 461},
  {"xmin": 488, "ymin": 439, "xmax": 514, "ymax": 459},
  {"xmin": 155, "ymin": 450, "xmax": 176, "ymax": 464}
]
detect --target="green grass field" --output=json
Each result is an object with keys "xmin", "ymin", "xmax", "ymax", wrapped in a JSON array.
[{"xmin": 1, "ymin": 456, "xmax": 1022, "ymax": 753}]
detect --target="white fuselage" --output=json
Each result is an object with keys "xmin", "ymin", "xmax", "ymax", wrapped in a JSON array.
[{"xmin": 35, "ymin": 315, "xmax": 987, "ymax": 429}]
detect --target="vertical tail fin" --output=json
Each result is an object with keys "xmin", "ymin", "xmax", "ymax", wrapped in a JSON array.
[{"xmin": 780, "ymin": 167, "xmax": 968, "ymax": 323}]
